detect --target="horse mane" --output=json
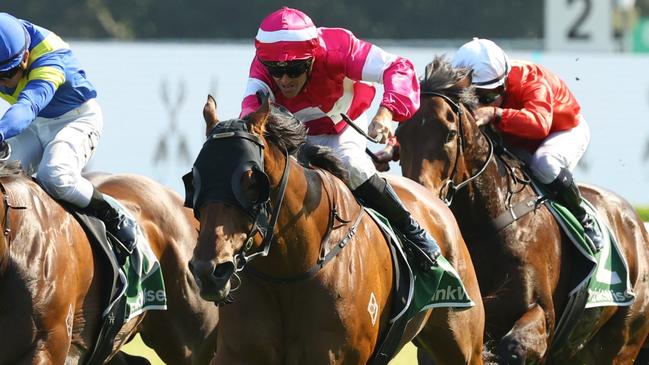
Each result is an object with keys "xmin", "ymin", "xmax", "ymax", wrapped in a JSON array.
[
  {"xmin": 263, "ymin": 106, "xmax": 347, "ymax": 182},
  {"xmin": 0, "ymin": 161, "xmax": 27, "ymax": 177},
  {"xmin": 420, "ymin": 56, "xmax": 479, "ymax": 110}
]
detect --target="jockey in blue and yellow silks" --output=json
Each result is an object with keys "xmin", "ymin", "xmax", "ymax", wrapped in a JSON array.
[{"xmin": 0, "ymin": 12, "xmax": 137, "ymax": 264}]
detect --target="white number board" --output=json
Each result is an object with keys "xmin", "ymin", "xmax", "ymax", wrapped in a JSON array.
[{"xmin": 545, "ymin": 0, "xmax": 615, "ymax": 52}]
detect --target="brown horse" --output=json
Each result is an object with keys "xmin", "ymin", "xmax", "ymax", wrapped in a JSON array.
[
  {"xmin": 395, "ymin": 57, "xmax": 649, "ymax": 364},
  {"xmin": 187, "ymin": 95, "xmax": 485, "ymax": 364},
  {"xmin": 0, "ymin": 166, "xmax": 218, "ymax": 364}
]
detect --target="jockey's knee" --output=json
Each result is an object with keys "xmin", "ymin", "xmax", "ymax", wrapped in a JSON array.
[
  {"xmin": 37, "ymin": 169, "xmax": 92, "ymax": 207},
  {"xmin": 529, "ymin": 153, "xmax": 564, "ymax": 184},
  {"xmin": 347, "ymin": 164, "xmax": 375, "ymax": 190}
]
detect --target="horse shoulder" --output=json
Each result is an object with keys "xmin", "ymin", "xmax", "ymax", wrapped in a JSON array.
[{"xmin": 383, "ymin": 174, "xmax": 465, "ymax": 258}]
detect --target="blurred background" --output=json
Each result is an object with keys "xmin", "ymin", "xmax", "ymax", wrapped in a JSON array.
[
  {"xmin": 3, "ymin": 0, "xmax": 649, "ymax": 203},
  {"xmin": 2, "ymin": 0, "xmax": 649, "ymax": 362}
]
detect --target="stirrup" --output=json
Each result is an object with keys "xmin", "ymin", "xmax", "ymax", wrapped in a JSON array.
[
  {"xmin": 403, "ymin": 235, "xmax": 441, "ymax": 270},
  {"xmin": 406, "ymin": 241, "xmax": 440, "ymax": 269},
  {"xmin": 106, "ymin": 219, "xmax": 138, "ymax": 266},
  {"xmin": 581, "ymin": 217, "xmax": 603, "ymax": 252}
]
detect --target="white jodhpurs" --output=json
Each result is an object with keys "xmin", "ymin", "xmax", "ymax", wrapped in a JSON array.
[
  {"xmin": 7, "ymin": 99, "xmax": 103, "ymax": 207},
  {"xmin": 515, "ymin": 115, "xmax": 590, "ymax": 184},
  {"xmin": 306, "ymin": 113, "xmax": 377, "ymax": 189}
]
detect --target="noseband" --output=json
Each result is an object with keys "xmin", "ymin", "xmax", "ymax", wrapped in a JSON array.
[{"xmin": 420, "ymin": 91, "xmax": 494, "ymax": 205}]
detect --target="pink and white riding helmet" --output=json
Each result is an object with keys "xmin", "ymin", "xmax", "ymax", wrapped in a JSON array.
[{"xmin": 255, "ymin": 7, "xmax": 319, "ymax": 63}]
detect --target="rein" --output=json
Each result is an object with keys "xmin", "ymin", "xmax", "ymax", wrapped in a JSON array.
[
  {"xmin": 0, "ymin": 181, "xmax": 27, "ymax": 273},
  {"xmin": 422, "ymin": 92, "xmax": 545, "ymax": 231},
  {"xmin": 234, "ymin": 146, "xmax": 291, "ymax": 272},
  {"xmin": 244, "ymin": 169, "xmax": 365, "ymax": 285},
  {"xmin": 421, "ymin": 91, "xmax": 494, "ymax": 206}
]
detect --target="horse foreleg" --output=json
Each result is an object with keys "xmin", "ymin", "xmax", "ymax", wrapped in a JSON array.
[
  {"xmin": 416, "ymin": 347, "xmax": 436, "ymax": 365},
  {"xmin": 497, "ymin": 303, "xmax": 548, "ymax": 365},
  {"xmin": 106, "ymin": 351, "xmax": 152, "ymax": 365},
  {"xmin": 415, "ymin": 306, "xmax": 485, "ymax": 365},
  {"xmin": 12, "ymin": 325, "xmax": 72, "ymax": 365}
]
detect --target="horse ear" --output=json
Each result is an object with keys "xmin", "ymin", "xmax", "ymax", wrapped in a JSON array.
[
  {"xmin": 203, "ymin": 94, "xmax": 219, "ymax": 137},
  {"xmin": 458, "ymin": 69, "xmax": 474, "ymax": 89},
  {"xmin": 247, "ymin": 92, "xmax": 270, "ymax": 135}
]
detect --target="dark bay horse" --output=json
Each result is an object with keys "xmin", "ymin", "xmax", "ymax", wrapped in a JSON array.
[
  {"xmin": 395, "ymin": 57, "xmax": 649, "ymax": 364},
  {"xmin": 0, "ymin": 166, "xmax": 218, "ymax": 364},
  {"xmin": 188, "ymin": 96, "xmax": 485, "ymax": 364}
]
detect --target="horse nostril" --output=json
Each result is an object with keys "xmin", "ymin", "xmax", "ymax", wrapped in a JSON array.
[
  {"xmin": 190, "ymin": 260, "xmax": 216, "ymax": 279},
  {"xmin": 213, "ymin": 262, "xmax": 235, "ymax": 281}
]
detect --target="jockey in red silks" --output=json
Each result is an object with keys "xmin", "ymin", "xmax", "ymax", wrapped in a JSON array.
[
  {"xmin": 241, "ymin": 7, "xmax": 440, "ymax": 267},
  {"xmin": 0, "ymin": 13, "xmax": 137, "ymax": 263},
  {"xmin": 452, "ymin": 38, "xmax": 602, "ymax": 249}
]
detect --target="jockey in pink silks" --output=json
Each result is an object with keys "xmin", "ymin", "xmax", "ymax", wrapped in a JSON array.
[{"xmin": 241, "ymin": 7, "xmax": 440, "ymax": 267}]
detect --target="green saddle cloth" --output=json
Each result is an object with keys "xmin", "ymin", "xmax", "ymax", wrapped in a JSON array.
[
  {"xmin": 547, "ymin": 199, "xmax": 634, "ymax": 308},
  {"xmin": 365, "ymin": 208, "xmax": 474, "ymax": 323}
]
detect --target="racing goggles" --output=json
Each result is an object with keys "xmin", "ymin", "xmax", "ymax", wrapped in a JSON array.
[
  {"xmin": 0, "ymin": 64, "xmax": 22, "ymax": 81},
  {"xmin": 477, "ymin": 91, "xmax": 502, "ymax": 105},
  {"xmin": 261, "ymin": 59, "xmax": 312, "ymax": 78}
]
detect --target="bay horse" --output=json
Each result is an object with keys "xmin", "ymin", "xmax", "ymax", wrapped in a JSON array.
[
  {"xmin": 395, "ymin": 57, "xmax": 649, "ymax": 364},
  {"xmin": 187, "ymin": 95, "xmax": 485, "ymax": 364},
  {"xmin": 0, "ymin": 166, "xmax": 218, "ymax": 364}
]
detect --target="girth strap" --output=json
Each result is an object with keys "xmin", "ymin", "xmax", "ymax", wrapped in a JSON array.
[{"xmin": 491, "ymin": 196, "xmax": 548, "ymax": 232}]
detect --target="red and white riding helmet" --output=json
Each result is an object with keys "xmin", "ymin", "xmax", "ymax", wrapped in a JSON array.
[{"xmin": 255, "ymin": 7, "xmax": 319, "ymax": 63}]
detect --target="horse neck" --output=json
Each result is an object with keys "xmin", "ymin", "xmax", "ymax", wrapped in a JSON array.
[
  {"xmin": 261, "ymin": 148, "xmax": 341, "ymax": 275},
  {"xmin": 454, "ymin": 130, "xmax": 513, "ymax": 224}
]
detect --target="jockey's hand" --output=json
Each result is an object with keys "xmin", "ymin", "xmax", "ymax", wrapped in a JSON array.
[
  {"xmin": 368, "ymin": 106, "xmax": 394, "ymax": 144},
  {"xmin": 473, "ymin": 106, "xmax": 501, "ymax": 127},
  {"xmin": 372, "ymin": 138, "xmax": 400, "ymax": 171},
  {"xmin": 0, "ymin": 142, "xmax": 10, "ymax": 162}
]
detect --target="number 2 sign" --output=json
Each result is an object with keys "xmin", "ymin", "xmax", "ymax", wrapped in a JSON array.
[{"xmin": 545, "ymin": 0, "xmax": 615, "ymax": 52}]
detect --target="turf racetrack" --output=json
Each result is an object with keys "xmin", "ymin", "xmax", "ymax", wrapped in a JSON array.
[{"xmin": 122, "ymin": 334, "xmax": 418, "ymax": 364}]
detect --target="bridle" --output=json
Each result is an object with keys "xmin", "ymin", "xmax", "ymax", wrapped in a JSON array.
[
  {"xmin": 233, "ymin": 144, "xmax": 290, "ymax": 273},
  {"xmin": 185, "ymin": 122, "xmax": 364, "ymax": 294},
  {"xmin": 420, "ymin": 91, "xmax": 494, "ymax": 206}
]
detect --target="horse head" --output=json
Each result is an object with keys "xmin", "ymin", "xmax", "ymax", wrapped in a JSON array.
[
  {"xmin": 187, "ymin": 94, "xmax": 310, "ymax": 303},
  {"xmin": 396, "ymin": 56, "xmax": 491, "ymax": 205}
]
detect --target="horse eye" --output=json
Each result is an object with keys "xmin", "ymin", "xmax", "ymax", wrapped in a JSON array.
[
  {"xmin": 445, "ymin": 130, "xmax": 458, "ymax": 143},
  {"xmin": 241, "ymin": 172, "xmax": 260, "ymax": 202}
]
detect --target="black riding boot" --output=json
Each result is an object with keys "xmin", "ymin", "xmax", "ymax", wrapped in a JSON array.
[
  {"xmin": 353, "ymin": 174, "xmax": 441, "ymax": 268},
  {"xmin": 85, "ymin": 188, "xmax": 138, "ymax": 265},
  {"xmin": 548, "ymin": 168, "xmax": 603, "ymax": 251}
]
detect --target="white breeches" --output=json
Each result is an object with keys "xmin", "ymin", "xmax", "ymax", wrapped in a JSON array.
[
  {"xmin": 306, "ymin": 113, "xmax": 377, "ymax": 189},
  {"xmin": 516, "ymin": 115, "xmax": 590, "ymax": 184},
  {"xmin": 7, "ymin": 99, "xmax": 103, "ymax": 207}
]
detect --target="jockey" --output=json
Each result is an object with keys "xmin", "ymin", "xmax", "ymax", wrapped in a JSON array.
[
  {"xmin": 241, "ymin": 7, "xmax": 441, "ymax": 267},
  {"xmin": 0, "ymin": 13, "xmax": 137, "ymax": 263},
  {"xmin": 451, "ymin": 38, "xmax": 603, "ymax": 250}
]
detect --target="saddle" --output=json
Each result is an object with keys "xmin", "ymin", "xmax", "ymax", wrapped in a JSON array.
[
  {"xmin": 66, "ymin": 209, "xmax": 130, "ymax": 365},
  {"xmin": 47, "ymin": 188, "xmax": 166, "ymax": 365},
  {"xmin": 484, "ymin": 136, "xmax": 634, "ymax": 356},
  {"xmin": 365, "ymin": 208, "xmax": 473, "ymax": 364}
]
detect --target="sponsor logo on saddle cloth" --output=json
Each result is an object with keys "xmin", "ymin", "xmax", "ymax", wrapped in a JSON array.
[
  {"xmin": 548, "ymin": 199, "xmax": 635, "ymax": 308},
  {"xmin": 365, "ymin": 208, "xmax": 474, "ymax": 324},
  {"xmin": 103, "ymin": 197, "xmax": 168, "ymax": 321}
]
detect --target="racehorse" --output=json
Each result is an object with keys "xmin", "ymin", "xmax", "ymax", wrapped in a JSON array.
[
  {"xmin": 395, "ymin": 57, "xmax": 649, "ymax": 364},
  {"xmin": 187, "ymin": 95, "xmax": 485, "ymax": 364},
  {"xmin": 0, "ymin": 166, "xmax": 219, "ymax": 364}
]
